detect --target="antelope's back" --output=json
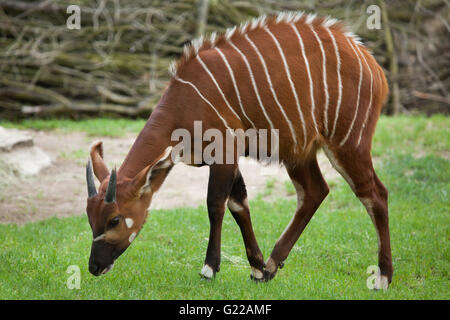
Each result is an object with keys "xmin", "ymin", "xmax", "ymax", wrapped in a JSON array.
[{"xmin": 170, "ymin": 12, "xmax": 388, "ymax": 160}]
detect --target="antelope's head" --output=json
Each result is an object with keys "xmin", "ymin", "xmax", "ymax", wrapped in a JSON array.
[{"xmin": 85, "ymin": 141, "xmax": 173, "ymax": 276}]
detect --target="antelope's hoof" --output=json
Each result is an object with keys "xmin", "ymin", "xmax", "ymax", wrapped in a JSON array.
[
  {"xmin": 373, "ymin": 274, "xmax": 389, "ymax": 291},
  {"xmin": 263, "ymin": 269, "xmax": 276, "ymax": 281},
  {"xmin": 250, "ymin": 267, "xmax": 264, "ymax": 282},
  {"xmin": 199, "ymin": 264, "xmax": 216, "ymax": 280},
  {"xmin": 262, "ymin": 257, "xmax": 279, "ymax": 281}
]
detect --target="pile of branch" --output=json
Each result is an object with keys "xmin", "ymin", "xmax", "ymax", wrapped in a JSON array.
[
  {"xmin": 0, "ymin": 0, "xmax": 448, "ymax": 119},
  {"xmin": 0, "ymin": 0, "xmax": 199, "ymax": 118},
  {"xmin": 0, "ymin": 0, "xmax": 276, "ymax": 119}
]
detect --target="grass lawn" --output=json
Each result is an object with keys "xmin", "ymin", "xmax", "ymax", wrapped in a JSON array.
[
  {"xmin": 0, "ymin": 118, "xmax": 146, "ymax": 137},
  {"xmin": 0, "ymin": 115, "xmax": 448, "ymax": 299}
]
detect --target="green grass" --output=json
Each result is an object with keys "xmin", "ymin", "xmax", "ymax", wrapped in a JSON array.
[
  {"xmin": 372, "ymin": 114, "xmax": 449, "ymax": 158},
  {"xmin": 0, "ymin": 118, "xmax": 146, "ymax": 137},
  {"xmin": 0, "ymin": 115, "xmax": 448, "ymax": 299}
]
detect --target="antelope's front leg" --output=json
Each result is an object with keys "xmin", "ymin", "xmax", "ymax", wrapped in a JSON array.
[
  {"xmin": 201, "ymin": 164, "xmax": 237, "ymax": 279},
  {"xmin": 227, "ymin": 169, "xmax": 265, "ymax": 281}
]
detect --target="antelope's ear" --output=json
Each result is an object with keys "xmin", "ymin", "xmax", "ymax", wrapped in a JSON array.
[
  {"xmin": 90, "ymin": 141, "xmax": 110, "ymax": 182},
  {"xmin": 131, "ymin": 147, "xmax": 173, "ymax": 196}
]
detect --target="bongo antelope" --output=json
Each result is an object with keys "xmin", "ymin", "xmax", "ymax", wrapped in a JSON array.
[{"xmin": 85, "ymin": 12, "xmax": 392, "ymax": 289}]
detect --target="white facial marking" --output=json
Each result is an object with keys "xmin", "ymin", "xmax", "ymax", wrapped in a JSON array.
[
  {"xmin": 251, "ymin": 267, "xmax": 264, "ymax": 280},
  {"xmin": 128, "ymin": 232, "xmax": 136, "ymax": 243},
  {"xmin": 100, "ymin": 262, "xmax": 114, "ymax": 275},
  {"xmin": 200, "ymin": 264, "xmax": 214, "ymax": 279},
  {"xmin": 93, "ymin": 234, "xmax": 105, "ymax": 242},
  {"xmin": 125, "ymin": 218, "xmax": 134, "ymax": 229}
]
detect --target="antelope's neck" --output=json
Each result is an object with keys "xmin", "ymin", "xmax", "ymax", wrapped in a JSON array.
[{"xmin": 118, "ymin": 104, "xmax": 175, "ymax": 179}]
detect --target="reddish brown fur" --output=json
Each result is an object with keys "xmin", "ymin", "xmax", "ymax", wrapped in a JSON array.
[{"xmin": 85, "ymin": 12, "xmax": 392, "ymax": 286}]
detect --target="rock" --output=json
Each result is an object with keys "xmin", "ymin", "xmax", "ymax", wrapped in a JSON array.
[
  {"xmin": 0, "ymin": 126, "xmax": 34, "ymax": 151},
  {"xmin": 0, "ymin": 126, "xmax": 52, "ymax": 175}
]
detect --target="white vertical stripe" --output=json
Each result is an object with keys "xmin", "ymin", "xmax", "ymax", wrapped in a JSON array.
[
  {"xmin": 263, "ymin": 26, "xmax": 307, "ymax": 149},
  {"xmin": 244, "ymin": 34, "xmax": 298, "ymax": 149},
  {"xmin": 340, "ymin": 37, "xmax": 363, "ymax": 146},
  {"xmin": 174, "ymin": 76, "xmax": 232, "ymax": 132},
  {"xmin": 326, "ymin": 27, "xmax": 343, "ymax": 139},
  {"xmin": 227, "ymin": 39, "xmax": 277, "ymax": 136},
  {"xmin": 214, "ymin": 47, "xmax": 257, "ymax": 129},
  {"xmin": 309, "ymin": 25, "xmax": 330, "ymax": 136},
  {"xmin": 289, "ymin": 23, "xmax": 319, "ymax": 135},
  {"xmin": 355, "ymin": 46, "xmax": 374, "ymax": 147},
  {"xmin": 196, "ymin": 55, "xmax": 243, "ymax": 123}
]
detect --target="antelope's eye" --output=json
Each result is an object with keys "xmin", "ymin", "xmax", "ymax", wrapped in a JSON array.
[{"xmin": 109, "ymin": 216, "xmax": 120, "ymax": 227}]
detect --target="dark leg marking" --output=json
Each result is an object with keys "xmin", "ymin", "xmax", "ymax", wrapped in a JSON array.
[
  {"xmin": 227, "ymin": 169, "xmax": 265, "ymax": 281},
  {"xmin": 201, "ymin": 164, "xmax": 237, "ymax": 279}
]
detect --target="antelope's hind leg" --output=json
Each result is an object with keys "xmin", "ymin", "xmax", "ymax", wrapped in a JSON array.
[
  {"xmin": 323, "ymin": 144, "xmax": 393, "ymax": 290},
  {"xmin": 264, "ymin": 158, "xmax": 329, "ymax": 281},
  {"xmin": 227, "ymin": 169, "xmax": 265, "ymax": 281}
]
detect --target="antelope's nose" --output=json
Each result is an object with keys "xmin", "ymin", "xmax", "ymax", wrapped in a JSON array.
[{"xmin": 89, "ymin": 262, "xmax": 102, "ymax": 276}]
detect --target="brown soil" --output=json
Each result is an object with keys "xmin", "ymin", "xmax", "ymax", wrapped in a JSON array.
[{"xmin": 0, "ymin": 130, "xmax": 340, "ymax": 224}]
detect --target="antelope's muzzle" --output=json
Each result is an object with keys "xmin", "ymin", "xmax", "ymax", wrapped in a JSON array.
[{"xmin": 88, "ymin": 240, "xmax": 124, "ymax": 276}]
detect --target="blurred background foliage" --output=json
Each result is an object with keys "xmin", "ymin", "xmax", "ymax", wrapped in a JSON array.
[{"xmin": 0, "ymin": 0, "xmax": 448, "ymax": 120}]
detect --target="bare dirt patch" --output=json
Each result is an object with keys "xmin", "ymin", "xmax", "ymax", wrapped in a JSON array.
[{"xmin": 0, "ymin": 130, "xmax": 340, "ymax": 224}]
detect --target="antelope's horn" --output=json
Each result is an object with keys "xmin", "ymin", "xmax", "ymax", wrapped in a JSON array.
[
  {"xmin": 86, "ymin": 160, "xmax": 97, "ymax": 198},
  {"xmin": 105, "ymin": 168, "xmax": 117, "ymax": 203}
]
